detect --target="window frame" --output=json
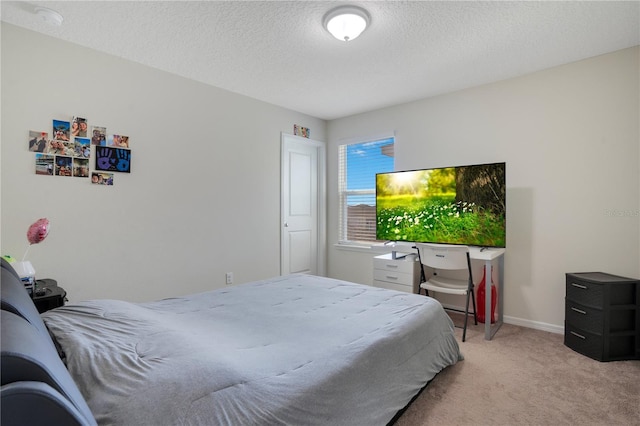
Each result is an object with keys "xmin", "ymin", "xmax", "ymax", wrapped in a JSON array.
[{"xmin": 338, "ymin": 135, "xmax": 395, "ymax": 246}]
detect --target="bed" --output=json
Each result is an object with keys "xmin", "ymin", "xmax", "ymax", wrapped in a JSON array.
[{"xmin": 1, "ymin": 258, "xmax": 462, "ymax": 425}]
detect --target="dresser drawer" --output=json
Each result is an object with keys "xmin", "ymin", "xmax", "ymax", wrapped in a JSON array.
[
  {"xmin": 373, "ymin": 269, "xmax": 414, "ymax": 286},
  {"xmin": 373, "ymin": 256, "xmax": 417, "ymax": 275},
  {"xmin": 565, "ymin": 300, "xmax": 603, "ymax": 333},
  {"xmin": 564, "ymin": 323, "xmax": 604, "ymax": 361},
  {"xmin": 567, "ymin": 272, "xmax": 638, "ymax": 306},
  {"xmin": 566, "ymin": 278, "xmax": 604, "ymax": 308}
]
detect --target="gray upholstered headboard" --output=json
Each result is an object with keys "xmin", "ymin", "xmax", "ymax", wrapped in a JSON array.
[{"xmin": 1, "ymin": 258, "xmax": 97, "ymax": 426}]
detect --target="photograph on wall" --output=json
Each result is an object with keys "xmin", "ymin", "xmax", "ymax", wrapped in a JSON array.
[
  {"xmin": 91, "ymin": 126, "xmax": 107, "ymax": 145},
  {"xmin": 55, "ymin": 156, "xmax": 73, "ymax": 177},
  {"xmin": 95, "ymin": 146, "xmax": 131, "ymax": 173},
  {"xmin": 74, "ymin": 137, "xmax": 91, "ymax": 158},
  {"xmin": 73, "ymin": 158, "xmax": 90, "ymax": 178},
  {"xmin": 46, "ymin": 140, "xmax": 74, "ymax": 156},
  {"xmin": 34, "ymin": 154, "xmax": 54, "ymax": 175},
  {"xmin": 107, "ymin": 134, "xmax": 130, "ymax": 148},
  {"xmin": 52, "ymin": 119, "xmax": 71, "ymax": 141},
  {"xmin": 91, "ymin": 172, "xmax": 114, "ymax": 186},
  {"xmin": 71, "ymin": 116, "xmax": 88, "ymax": 137},
  {"xmin": 293, "ymin": 125, "xmax": 310, "ymax": 138},
  {"xmin": 29, "ymin": 130, "xmax": 49, "ymax": 152}
]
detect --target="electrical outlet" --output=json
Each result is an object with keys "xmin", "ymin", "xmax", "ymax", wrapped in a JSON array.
[{"xmin": 225, "ymin": 272, "xmax": 233, "ymax": 285}]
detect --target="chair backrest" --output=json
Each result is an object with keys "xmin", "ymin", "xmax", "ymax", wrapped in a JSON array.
[{"xmin": 416, "ymin": 243, "xmax": 471, "ymax": 271}]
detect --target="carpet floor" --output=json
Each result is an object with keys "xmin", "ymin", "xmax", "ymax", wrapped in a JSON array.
[{"xmin": 394, "ymin": 316, "xmax": 640, "ymax": 426}]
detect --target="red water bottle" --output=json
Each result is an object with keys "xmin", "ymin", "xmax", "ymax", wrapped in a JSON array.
[{"xmin": 476, "ymin": 267, "xmax": 497, "ymax": 324}]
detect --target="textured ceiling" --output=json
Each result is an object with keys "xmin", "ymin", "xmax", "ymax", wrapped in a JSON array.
[{"xmin": 2, "ymin": 1, "xmax": 639, "ymax": 120}]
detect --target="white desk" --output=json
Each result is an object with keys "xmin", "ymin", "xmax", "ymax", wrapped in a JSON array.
[
  {"xmin": 376, "ymin": 243, "xmax": 506, "ymax": 340},
  {"xmin": 468, "ymin": 247, "xmax": 505, "ymax": 340}
]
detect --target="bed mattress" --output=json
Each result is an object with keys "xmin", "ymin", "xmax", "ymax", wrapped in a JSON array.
[{"xmin": 43, "ymin": 274, "xmax": 462, "ymax": 425}]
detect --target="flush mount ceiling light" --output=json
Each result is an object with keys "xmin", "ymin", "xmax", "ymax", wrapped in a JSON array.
[
  {"xmin": 34, "ymin": 6, "xmax": 64, "ymax": 26},
  {"xmin": 323, "ymin": 5, "xmax": 370, "ymax": 42}
]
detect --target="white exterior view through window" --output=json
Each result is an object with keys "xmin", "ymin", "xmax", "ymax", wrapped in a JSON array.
[{"xmin": 339, "ymin": 137, "xmax": 394, "ymax": 244}]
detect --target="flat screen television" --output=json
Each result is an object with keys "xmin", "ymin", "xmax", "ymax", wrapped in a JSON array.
[{"xmin": 376, "ymin": 162, "xmax": 506, "ymax": 248}]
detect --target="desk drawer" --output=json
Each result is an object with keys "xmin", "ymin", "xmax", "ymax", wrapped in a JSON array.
[
  {"xmin": 373, "ymin": 257, "xmax": 417, "ymax": 275},
  {"xmin": 373, "ymin": 279, "xmax": 413, "ymax": 293},
  {"xmin": 373, "ymin": 269, "xmax": 414, "ymax": 286}
]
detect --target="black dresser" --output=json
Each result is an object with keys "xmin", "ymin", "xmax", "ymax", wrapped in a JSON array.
[{"xmin": 565, "ymin": 272, "xmax": 639, "ymax": 361}]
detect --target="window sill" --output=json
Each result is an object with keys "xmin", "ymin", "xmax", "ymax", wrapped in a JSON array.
[
  {"xmin": 334, "ymin": 242, "xmax": 374, "ymax": 253},
  {"xmin": 334, "ymin": 242, "xmax": 401, "ymax": 254}
]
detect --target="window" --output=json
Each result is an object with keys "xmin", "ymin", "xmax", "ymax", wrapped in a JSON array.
[{"xmin": 339, "ymin": 137, "xmax": 394, "ymax": 244}]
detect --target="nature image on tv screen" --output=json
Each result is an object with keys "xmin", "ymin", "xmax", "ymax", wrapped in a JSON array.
[{"xmin": 376, "ymin": 162, "xmax": 506, "ymax": 247}]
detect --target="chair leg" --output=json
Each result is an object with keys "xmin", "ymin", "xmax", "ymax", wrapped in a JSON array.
[
  {"xmin": 462, "ymin": 290, "xmax": 472, "ymax": 342},
  {"xmin": 470, "ymin": 288, "xmax": 478, "ymax": 325}
]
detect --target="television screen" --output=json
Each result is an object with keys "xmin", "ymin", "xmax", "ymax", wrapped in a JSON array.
[{"xmin": 376, "ymin": 162, "xmax": 506, "ymax": 247}]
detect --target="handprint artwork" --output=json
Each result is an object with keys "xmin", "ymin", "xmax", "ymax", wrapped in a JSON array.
[
  {"xmin": 95, "ymin": 146, "xmax": 131, "ymax": 173},
  {"xmin": 116, "ymin": 149, "xmax": 131, "ymax": 172}
]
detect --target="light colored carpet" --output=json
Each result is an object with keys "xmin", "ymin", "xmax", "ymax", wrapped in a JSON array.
[{"xmin": 395, "ymin": 316, "xmax": 640, "ymax": 426}]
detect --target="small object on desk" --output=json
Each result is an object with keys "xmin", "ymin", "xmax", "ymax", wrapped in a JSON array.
[{"xmin": 33, "ymin": 278, "xmax": 66, "ymax": 313}]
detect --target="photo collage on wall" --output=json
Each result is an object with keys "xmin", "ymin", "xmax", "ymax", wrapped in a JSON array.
[
  {"xmin": 29, "ymin": 116, "xmax": 132, "ymax": 186},
  {"xmin": 293, "ymin": 124, "xmax": 310, "ymax": 138}
]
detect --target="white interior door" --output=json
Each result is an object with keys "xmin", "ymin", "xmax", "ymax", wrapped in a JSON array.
[{"xmin": 281, "ymin": 133, "xmax": 326, "ymax": 276}]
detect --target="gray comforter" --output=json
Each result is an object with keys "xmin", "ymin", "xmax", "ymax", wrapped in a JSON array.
[{"xmin": 43, "ymin": 274, "xmax": 462, "ymax": 425}]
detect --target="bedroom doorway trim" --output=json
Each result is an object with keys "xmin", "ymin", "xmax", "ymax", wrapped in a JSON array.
[{"xmin": 281, "ymin": 133, "xmax": 326, "ymax": 276}]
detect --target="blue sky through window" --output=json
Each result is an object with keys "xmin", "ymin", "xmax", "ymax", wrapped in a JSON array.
[{"xmin": 346, "ymin": 138, "xmax": 394, "ymax": 205}]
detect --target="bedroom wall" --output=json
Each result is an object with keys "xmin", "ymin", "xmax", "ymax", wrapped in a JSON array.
[
  {"xmin": 0, "ymin": 24, "xmax": 326, "ymax": 303},
  {"xmin": 326, "ymin": 47, "xmax": 640, "ymax": 332},
  {"xmin": 2, "ymin": 23, "xmax": 638, "ymax": 334}
]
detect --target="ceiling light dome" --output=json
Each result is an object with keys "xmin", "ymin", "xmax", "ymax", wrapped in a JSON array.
[
  {"xmin": 323, "ymin": 6, "xmax": 370, "ymax": 42},
  {"xmin": 34, "ymin": 7, "xmax": 64, "ymax": 26}
]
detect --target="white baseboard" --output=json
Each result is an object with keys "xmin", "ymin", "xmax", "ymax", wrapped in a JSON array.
[
  {"xmin": 503, "ymin": 315, "xmax": 564, "ymax": 335},
  {"xmin": 440, "ymin": 302, "xmax": 564, "ymax": 335}
]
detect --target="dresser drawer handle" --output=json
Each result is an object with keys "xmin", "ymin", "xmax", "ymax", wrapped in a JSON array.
[
  {"xmin": 570, "ymin": 331, "xmax": 586, "ymax": 340},
  {"xmin": 385, "ymin": 275, "xmax": 399, "ymax": 280},
  {"xmin": 385, "ymin": 264, "xmax": 399, "ymax": 269},
  {"xmin": 571, "ymin": 307, "xmax": 587, "ymax": 315},
  {"xmin": 571, "ymin": 283, "xmax": 588, "ymax": 289}
]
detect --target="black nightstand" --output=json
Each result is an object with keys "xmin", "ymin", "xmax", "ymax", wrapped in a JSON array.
[{"xmin": 33, "ymin": 278, "xmax": 67, "ymax": 313}]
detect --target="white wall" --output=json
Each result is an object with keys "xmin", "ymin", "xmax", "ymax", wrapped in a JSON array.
[
  {"xmin": 2, "ymin": 24, "xmax": 638, "ymax": 333},
  {"xmin": 1, "ymin": 24, "xmax": 326, "ymax": 302},
  {"xmin": 327, "ymin": 47, "xmax": 640, "ymax": 332}
]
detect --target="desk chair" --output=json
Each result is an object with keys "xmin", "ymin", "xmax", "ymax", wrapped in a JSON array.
[{"xmin": 415, "ymin": 243, "xmax": 477, "ymax": 342}]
